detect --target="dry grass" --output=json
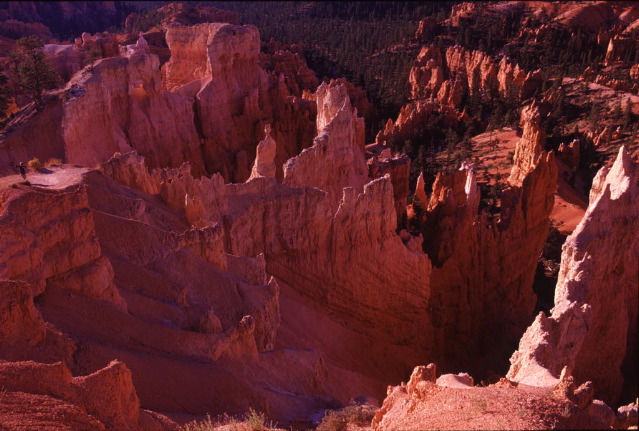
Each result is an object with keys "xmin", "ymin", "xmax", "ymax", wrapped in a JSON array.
[
  {"xmin": 316, "ymin": 402, "xmax": 376, "ymax": 431},
  {"xmin": 182, "ymin": 409, "xmax": 278, "ymax": 431}
]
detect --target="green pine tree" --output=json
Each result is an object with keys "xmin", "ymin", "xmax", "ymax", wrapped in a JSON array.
[{"xmin": 14, "ymin": 36, "xmax": 61, "ymax": 108}]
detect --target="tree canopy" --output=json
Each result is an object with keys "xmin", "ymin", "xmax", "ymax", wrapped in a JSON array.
[{"xmin": 11, "ymin": 36, "xmax": 61, "ymax": 108}]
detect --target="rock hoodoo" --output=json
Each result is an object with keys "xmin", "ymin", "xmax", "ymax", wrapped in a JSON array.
[
  {"xmin": 508, "ymin": 146, "xmax": 639, "ymax": 406},
  {"xmin": 422, "ymin": 103, "xmax": 557, "ymax": 373}
]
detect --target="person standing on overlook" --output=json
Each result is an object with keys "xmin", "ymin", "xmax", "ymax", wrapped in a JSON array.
[{"xmin": 15, "ymin": 162, "xmax": 26, "ymax": 180}]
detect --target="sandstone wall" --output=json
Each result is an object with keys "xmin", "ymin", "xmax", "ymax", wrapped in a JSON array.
[
  {"xmin": 163, "ymin": 23, "xmax": 316, "ymax": 182},
  {"xmin": 283, "ymin": 81, "xmax": 368, "ymax": 209},
  {"xmin": 0, "ymin": 184, "xmax": 125, "ymax": 309},
  {"xmin": 420, "ymin": 104, "xmax": 557, "ymax": 372},
  {"xmin": 409, "ymin": 44, "xmax": 541, "ymax": 108},
  {"xmin": 508, "ymin": 146, "xmax": 638, "ymax": 406}
]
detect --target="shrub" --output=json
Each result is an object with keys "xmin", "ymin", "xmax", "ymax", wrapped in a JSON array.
[
  {"xmin": 317, "ymin": 403, "xmax": 376, "ymax": 431},
  {"xmin": 44, "ymin": 158, "xmax": 63, "ymax": 167},
  {"xmin": 183, "ymin": 413, "xmax": 216, "ymax": 431},
  {"xmin": 244, "ymin": 408, "xmax": 267, "ymax": 431},
  {"xmin": 316, "ymin": 410, "xmax": 347, "ymax": 431},
  {"xmin": 27, "ymin": 157, "xmax": 41, "ymax": 169}
]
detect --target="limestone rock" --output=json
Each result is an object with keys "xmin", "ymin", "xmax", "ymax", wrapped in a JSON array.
[
  {"xmin": 283, "ymin": 80, "xmax": 368, "ymax": 209},
  {"xmin": 0, "ymin": 280, "xmax": 46, "ymax": 347},
  {"xmin": 422, "ymin": 104, "xmax": 556, "ymax": 372},
  {"xmin": 368, "ymin": 153, "xmax": 411, "ymax": 220},
  {"xmin": 604, "ymin": 35, "xmax": 636, "ymax": 65},
  {"xmin": 372, "ymin": 362, "xmax": 619, "ymax": 431},
  {"xmin": 60, "ymin": 45, "xmax": 205, "ymax": 176},
  {"xmin": 414, "ymin": 17, "xmax": 437, "ymax": 42},
  {"xmin": 409, "ymin": 45, "xmax": 444, "ymax": 100},
  {"xmin": 0, "ymin": 184, "xmax": 125, "ymax": 309},
  {"xmin": 163, "ymin": 22, "xmax": 316, "ymax": 182},
  {"xmin": 436, "ymin": 372, "xmax": 474, "ymax": 389},
  {"xmin": 165, "ymin": 22, "xmax": 271, "ymax": 181},
  {"xmin": 408, "ymin": 45, "xmax": 538, "ymax": 107},
  {"xmin": 509, "ymin": 102, "xmax": 545, "ymax": 186},
  {"xmin": 100, "ymin": 151, "xmax": 162, "ymax": 194},
  {"xmin": 508, "ymin": 146, "xmax": 638, "ymax": 406},
  {"xmin": 557, "ymin": 139, "xmax": 581, "ymax": 169},
  {"xmin": 0, "ymin": 360, "xmax": 178, "ymax": 430},
  {"xmin": 43, "ymin": 43, "xmax": 83, "ymax": 82},
  {"xmin": 259, "ymin": 40, "xmax": 319, "ymax": 96},
  {"xmin": 248, "ymin": 124, "xmax": 277, "ymax": 181}
]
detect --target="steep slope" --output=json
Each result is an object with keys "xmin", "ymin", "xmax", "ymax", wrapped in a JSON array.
[
  {"xmin": 417, "ymin": 103, "xmax": 557, "ymax": 375},
  {"xmin": 1, "ymin": 24, "xmax": 317, "ymax": 184},
  {"xmin": 508, "ymin": 146, "xmax": 639, "ymax": 406},
  {"xmin": 162, "ymin": 22, "xmax": 317, "ymax": 182}
]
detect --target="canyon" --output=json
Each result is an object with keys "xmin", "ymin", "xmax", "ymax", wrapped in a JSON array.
[{"xmin": 0, "ymin": 2, "xmax": 638, "ymax": 430}]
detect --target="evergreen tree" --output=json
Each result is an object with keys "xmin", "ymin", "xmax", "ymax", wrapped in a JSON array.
[
  {"xmin": 0, "ymin": 72, "xmax": 11, "ymax": 119},
  {"xmin": 623, "ymin": 98, "xmax": 633, "ymax": 131},
  {"xmin": 13, "ymin": 36, "xmax": 61, "ymax": 108}
]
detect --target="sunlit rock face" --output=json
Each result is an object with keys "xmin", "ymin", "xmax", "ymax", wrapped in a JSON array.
[
  {"xmin": 508, "ymin": 146, "xmax": 639, "ymax": 406},
  {"xmin": 421, "ymin": 103, "xmax": 556, "ymax": 373}
]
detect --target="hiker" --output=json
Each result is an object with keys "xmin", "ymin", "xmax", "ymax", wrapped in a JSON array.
[{"xmin": 15, "ymin": 162, "xmax": 26, "ymax": 180}]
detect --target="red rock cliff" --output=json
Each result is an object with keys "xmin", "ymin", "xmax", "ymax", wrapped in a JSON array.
[
  {"xmin": 421, "ymin": 103, "xmax": 557, "ymax": 374},
  {"xmin": 508, "ymin": 146, "xmax": 638, "ymax": 406}
]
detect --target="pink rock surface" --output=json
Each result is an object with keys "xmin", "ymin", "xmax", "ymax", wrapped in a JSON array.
[{"xmin": 508, "ymin": 146, "xmax": 639, "ymax": 406}]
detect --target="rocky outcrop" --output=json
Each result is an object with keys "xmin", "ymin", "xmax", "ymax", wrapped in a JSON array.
[
  {"xmin": 413, "ymin": 17, "xmax": 437, "ymax": 43},
  {"xmin": 100, "ymin": 151, "xmax": 162, "ymax": 195},
  {"xmin": 509, "ymin": 102, "xmax": 545, "ymax": 185},
  {"xmin": 557, "ymin": 139, "xmax": 581, "ymax": 169},
  {"xmin": 284, "ymin": 80, "xmax": 368, "ymax": 209},
  {"xmin": 0, "ymin": 280, "xmax": 46, "ymax": 347},
  {"xmin": 163, "ymin": 22, "xmax": 268, "ymax": 180},
  {"xmin": 96, "ymin": 82, "xmax": 433, "ymax": 390},
  {"xmin": 43, "ymin": 43, "xmax": 83, "ymax": 82},
  {"xmin": 61, "ymin": 40, "xmax": 206, "ymax": 175},
  {"xmin": 0, "ymin": 184, "xmax": 125, "ymax": 309},
  {"xmin": 258, "ymin": 39, "xmax": 319, "ymax": 96},
  {"xmin": 368, "ymin": 152, "xmax": 411, "ymax": 220},
  {"xmin": 0, "ymin": 360, "xmax": 178, "ymax": 430},
  {"xmin": 421, "ymin": 104, "xmax": 557, "ymax": 373},
  {"xmin": 508, "ymin": 146, "xmax": 638, "ymax": 406},
  {"xmin": 74, "ymin": 31, "xmax": 120, "ymax": 59},
  {"xmin": 409, "ymin": 45, "xmax": 445, "ymax": 100},
  {"xmin": 604, "ymin": 35, "xmax": 637, "ymax": 65},
  {"xmin": 414, "ymin": 171, "xmax": 428, "ymax": 207},
  {"xmin": 248, "ymin": 124, "xmax": 277, "ymax": 181},
  {"xmin": 2, "ymin": 23, "xmax": 318, "ymax": 183},
  {"xmin": 85, "ymin": 165, "xmax": 280, "ymax": 356},
  {"xmin": 162, "ymin": 22, "xmax": 316, "ymax": 182},
  {"xmin": 408, "ymin": 44, "xmax": 540, "ymax": 107},
  {"xmin": 372, "ymin": 363, "xmax": 633, "ymax": 431},
  {"xmin": 333, "ymin": 77, "xmax": 376, "ymax": 131},
  {"xmin": 0, "ymin": 36, "xmax": 206, "ymax": 178},
  {"xmin": 374, "ymin": 100, "xmax": 461, "ymax": 148}
]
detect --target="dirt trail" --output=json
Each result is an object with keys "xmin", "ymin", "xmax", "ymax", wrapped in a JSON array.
[{"xmin": 0, "ymin": 165, "xmax": 90, "ymax": 190}]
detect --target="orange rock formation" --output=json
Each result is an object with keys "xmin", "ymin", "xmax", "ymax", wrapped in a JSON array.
[
  {"xmin": 508, "ymin": 146, "xmax": 639, "ymax": 406},
  {"xmin": 420, "ymin": 103, "xmax": 557, "ymax": 373},
  {"xmin": 372, "ymin": 363, "xmax": 635, "ymax": 430}
]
